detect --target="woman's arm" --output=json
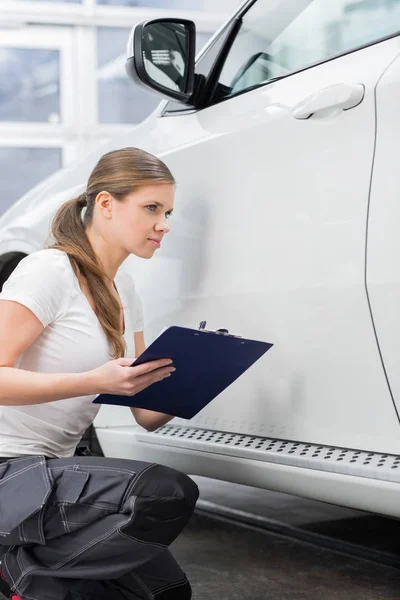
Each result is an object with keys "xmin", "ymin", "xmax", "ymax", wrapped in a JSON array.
[
  {"xmin": 0, "ymin": 300, "xmax": 98, "ymax": 405},
  {"xmin": 0, "ymin": 368, "xmax": 98, "ymax": 405},
  {"xmin": 130, "ymin": 331, "xmax": 175, "ymax": 431}
]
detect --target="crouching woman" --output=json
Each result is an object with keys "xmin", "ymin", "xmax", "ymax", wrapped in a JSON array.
[{"xmin": 0, "ymin": 147, "xmax": 199, "ymax": 600}]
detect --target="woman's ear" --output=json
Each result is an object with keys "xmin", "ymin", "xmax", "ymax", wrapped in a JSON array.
[{"xmin": 95, "ymin": 191, "xmax": 113, "ymax": 220}]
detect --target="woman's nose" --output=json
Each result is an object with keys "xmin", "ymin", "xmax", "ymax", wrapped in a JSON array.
[{"xmin": 155, "ymin": 220, "xmax": 170, "ymax": 233}]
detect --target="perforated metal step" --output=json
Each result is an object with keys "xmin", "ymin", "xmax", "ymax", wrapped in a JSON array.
[{"xmin": 143, "ymin": 425, "xmax": 400, "ymax": 484}]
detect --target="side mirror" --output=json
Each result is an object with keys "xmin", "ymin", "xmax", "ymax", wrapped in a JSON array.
[{"xmin": 126, "ymin": 19, "xmax": 196, "ymax": 104}]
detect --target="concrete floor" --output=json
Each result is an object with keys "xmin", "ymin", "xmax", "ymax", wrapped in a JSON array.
[{"xmin": 169, "ymin": 476, "xmax": 400, "ymax": 600}]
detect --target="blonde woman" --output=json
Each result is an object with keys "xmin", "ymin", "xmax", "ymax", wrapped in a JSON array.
[{"xmin": 0, "ymin": 147, "xmax": 199, "ymax": 600}]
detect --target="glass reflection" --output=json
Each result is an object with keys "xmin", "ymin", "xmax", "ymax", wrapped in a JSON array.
[{"xmin": 141, "ymin": 22, "xmax": 189, "ymax": 93}]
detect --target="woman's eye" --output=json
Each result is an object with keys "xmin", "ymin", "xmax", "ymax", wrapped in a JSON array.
[{"xmin": 146, "ymin": 205, "xmax": 173, "ymax": 219}]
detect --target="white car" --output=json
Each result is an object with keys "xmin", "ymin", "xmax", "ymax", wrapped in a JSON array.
[{"xmin": 1, "ymin": 0, "xmax": 400, "ymax": 517}]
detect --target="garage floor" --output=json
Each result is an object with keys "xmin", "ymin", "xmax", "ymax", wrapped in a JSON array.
[{"xmin": 169, "ymin": 476, "xmax": 400, "ymax": 600}]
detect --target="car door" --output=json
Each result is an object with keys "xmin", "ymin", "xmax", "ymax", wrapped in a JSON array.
[
  {"xmin": 365, "ymin": 46, "xmax": 400, "ymax": 419},
  {"xmin": 144, "ymin": 0, "xmax": 400, "ymax": 453}
]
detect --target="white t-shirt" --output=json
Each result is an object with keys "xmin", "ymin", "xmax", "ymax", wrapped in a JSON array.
[{"xmin": 0, "ymin": 248, "xmax": 143, "ymax": 459}]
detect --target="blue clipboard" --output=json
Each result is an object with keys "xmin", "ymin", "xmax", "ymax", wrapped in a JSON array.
[{"xmin": 93, "ymin": 325, "xmax": 273, "ymax": 419}]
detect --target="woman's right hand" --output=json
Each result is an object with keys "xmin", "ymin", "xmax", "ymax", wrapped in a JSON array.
[{"xmin": 93, "ymin": 357, "xmax": 175, "ymax": 396}]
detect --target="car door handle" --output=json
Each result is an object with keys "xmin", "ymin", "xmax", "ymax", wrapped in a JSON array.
[{"xmin": 291, "ymin": 83, "xmax": 365, "ymax": 119}]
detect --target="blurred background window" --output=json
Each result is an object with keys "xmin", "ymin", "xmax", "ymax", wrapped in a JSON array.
[
  {"xmin": 23, "ymin": 0, "xmax": 82, "ymax": 3},
  {"xmin": 97, "ymin": 27, "xmax": 211, "ymax": 124},
  {"xmin": 0, "ymin": 147, "xmax": 62, "ymax": 216},
  {"xmin": 96, "ymin": 0, "xmax": 202, "ymax": 7},
  {"xmin": 0, "ymin": 48, "xmax": 60, "ymax": 123}
]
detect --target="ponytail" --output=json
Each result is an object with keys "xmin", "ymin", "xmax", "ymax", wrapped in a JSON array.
[{"xmin": 49, "ymin": 193, "xmax": 125, "ymax": 359}]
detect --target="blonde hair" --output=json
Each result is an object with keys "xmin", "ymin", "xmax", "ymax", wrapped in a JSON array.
[{"xmin": 48, "ymin": 147, "xmax": 175, "ymax": 359}]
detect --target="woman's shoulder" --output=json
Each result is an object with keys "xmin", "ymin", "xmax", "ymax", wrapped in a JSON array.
[
  {"xmin": 0, "ymin": 249, "xmax": 73, "ymax": 326},
  {"xmin": 35, "ymin": 247, "xmax": 69, "ymax": 263},
  {"xmin": 11, "ymin": 249, "xmax": 72, "ymax": 282},
  {"xmin": 21, "ymin": 247, "xmax": 68, "ymax": 265}
]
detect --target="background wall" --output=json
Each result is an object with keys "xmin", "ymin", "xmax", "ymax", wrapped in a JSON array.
[{"xmin": 0, "ymin": 0, "xmax": 241, "ymax": 217}]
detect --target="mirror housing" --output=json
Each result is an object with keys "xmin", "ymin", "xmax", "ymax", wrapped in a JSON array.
[{"xmin": 126, "ymin": 18, "xmax": 196, "ymax": 104}]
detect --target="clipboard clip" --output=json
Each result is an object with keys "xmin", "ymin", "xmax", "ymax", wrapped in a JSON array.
[{"xmin": 197, "ymin": 321, "xmax": 240, "ymax": 338}]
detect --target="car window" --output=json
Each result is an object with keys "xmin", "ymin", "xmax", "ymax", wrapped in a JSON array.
[{"xmin": 213, "ymin": 0, "xmax": 400, "ymax": 101}]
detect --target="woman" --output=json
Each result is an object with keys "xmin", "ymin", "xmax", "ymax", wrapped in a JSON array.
[{"xmin": 0, "ymin": 147, "xmax": 199, "ymax": 600}]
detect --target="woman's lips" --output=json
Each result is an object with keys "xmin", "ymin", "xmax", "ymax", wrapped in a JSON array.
[{"xmin": 148, "ymin": 239, "xmax": 161, "ymax": 248}]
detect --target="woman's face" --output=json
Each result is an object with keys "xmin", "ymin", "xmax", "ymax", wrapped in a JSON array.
[{"xmin": 107, "ymin": 183, "xmax": 175, "ymax": 259}]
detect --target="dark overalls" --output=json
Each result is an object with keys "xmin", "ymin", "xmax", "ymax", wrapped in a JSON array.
[{"xmin": 0, "ymin": 452, "xmax": 199, "ymax": 600}]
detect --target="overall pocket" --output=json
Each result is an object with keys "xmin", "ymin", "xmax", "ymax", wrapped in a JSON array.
[
  {"xmin": 0, "ymin": 456, "xmax": 52, "ymax": 544},
  {"xmin": 51, "ymin": 466, "xmax": 133, "ymax": 535},
  {"xmin": 53, "ymin": 469, "xmax": 91, "ymax": 534}
]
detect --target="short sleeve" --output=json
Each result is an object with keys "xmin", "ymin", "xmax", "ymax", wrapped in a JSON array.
[{"xmin": 0, "ymin": 250, "xmax": 68, "ymax": 328}]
